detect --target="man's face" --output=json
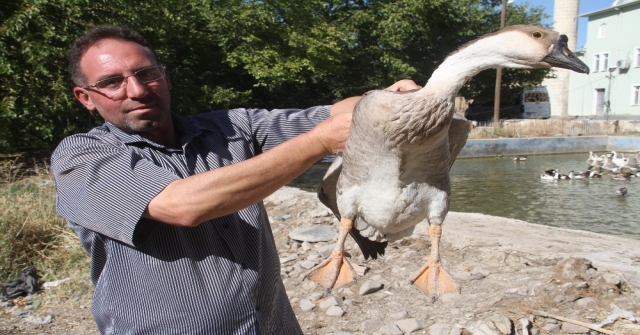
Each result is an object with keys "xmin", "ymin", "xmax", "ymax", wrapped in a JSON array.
[{"xmin": 73, "ymin": 38, "xmax": 173, "ymax": 137}]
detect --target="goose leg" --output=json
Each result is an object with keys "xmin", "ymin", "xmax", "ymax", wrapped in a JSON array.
[
  {"xmin": 306, "ymin": 218, "xmax": 360, "ymax": 290},
  {"xmin": 410, "ymin": 224, "xmax": 459, "ymax": 301}
]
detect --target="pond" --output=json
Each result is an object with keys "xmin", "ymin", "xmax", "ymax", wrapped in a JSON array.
[{"xmin": 288, "ymin": 152, "xmax": 639, "ymax": 240}]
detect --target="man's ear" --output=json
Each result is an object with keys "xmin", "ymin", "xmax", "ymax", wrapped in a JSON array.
[{"xmin": 73, "ymin": 87, "xmax": 97, "ymax": 111}]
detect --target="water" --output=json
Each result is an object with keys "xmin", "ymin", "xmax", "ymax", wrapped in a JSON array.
[{"xmin": 289, "ymin": 153, "xmax": 639, "ymax": 239}]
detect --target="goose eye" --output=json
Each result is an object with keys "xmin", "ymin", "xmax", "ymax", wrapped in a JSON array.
[{"xmin": 532, "ymin": 31, "xmax": 543, "ymax": 38}]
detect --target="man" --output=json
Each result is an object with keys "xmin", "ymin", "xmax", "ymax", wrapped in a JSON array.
[{"xmin": 52, "ymin": 25, "xmax": 419, "ymax": 334}]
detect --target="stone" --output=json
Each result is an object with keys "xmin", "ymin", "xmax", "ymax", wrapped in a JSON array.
[
  {"xmin": 318, "ymin": 296, "xmax": 339, "ymax": 310},
  {"xmin": 378, "ymin": 323, "xmax": 403, "ymax": 335},
  {"xmin": 518, "ymin": 318, "xmax": 531, "ymax": 335},
  {"xmin": 307, "ymin": 292, "xmax": 324, "ymax": 302},
  {"xmin": 326, "ymin": 306, "xmax": 345, "ymax": 317},
  {"xmin": 301, "ymin": 241, "xmax": 313, "ymax": 251},
  {"xmin": 448, "ymin": 326, "xmax": 463, "ymax": 335},
  {"xmin": 560, "ymin": 322, "xmax": 590, "ymax": 334},
  {"xmin": 466, "ymin": 314, "xmax": 514, "ymax": 335},
  {"xmin": 428, "ymin": 323, "xmax": 454, "ymax": 335},
  {"xmin": 394, "ymin": 318, "xmax": 423, "ymax": 333},
  {"xmin": 299, "ymin": 299, "xmax": 316, "ymax": 312},
  {"xmin": 602, "ymin": 272, "xmax": 622, "ymax": 286},
  {"xmin": 490, "ymin": 314, "xmax": 513, "ymax": 334},
  {"xmin": 389, "ymin": 311, "xmax": 408, "ymax": 320},
  {"xmin": 310, "ymin": 208, "xmax": 332, "ymax": 217},
  {"xmin": 575, "ymin": 297, "xmax": 596, "ymax": 307},
  {"xmin": 362, "ymin": 319, "xmax": 385, "ymax": 333},
  {"xmin": 541, "ymin": 323, "xmax": 559, "ymax": 333},
  {"xmin": 289, "ymin": 226, "xmax": 338, "ymax": 242},
  {"xmin": 298, "ymin": 260, "xmax": 316, "ymax": 270},
  {"xmin": 24, "ymin": 315, "xmax": 52, "ymax": 325},
  {"xmin": 555, "ymin": 257, "xmax": 595, "ymax": 281},
  {"xmin": 359, "ymin": 279, "xmax": 384, "ymax": 295}
]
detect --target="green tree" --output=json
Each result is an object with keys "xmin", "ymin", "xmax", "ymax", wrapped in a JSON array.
[{"xmin": 0, "ymin": 0, "xmax": 550, "ymax": 154}]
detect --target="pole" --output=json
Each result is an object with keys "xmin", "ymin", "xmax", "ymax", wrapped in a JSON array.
[{"xmin": 493, "ymin": 0, "xmax": 507, "ymax": 123}]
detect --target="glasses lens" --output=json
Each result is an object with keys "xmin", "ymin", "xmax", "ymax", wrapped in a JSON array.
[
  {"xmin": 89, "ymin": 66, "xmax": 165, "ymax": 93},
  {"xmin": 95, "ymin": 76, "xmax": 125, "ymax": 90},
  {"xmin": 136, "ymin": 66, "xmax": 164, "ymax": 83}
]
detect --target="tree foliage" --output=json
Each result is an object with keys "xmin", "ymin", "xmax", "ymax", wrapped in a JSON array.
[{"xmin": 0, "ymin": 0, "xmax": 549, "ymax": 153}]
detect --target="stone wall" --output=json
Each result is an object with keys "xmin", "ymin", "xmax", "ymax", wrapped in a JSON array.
[{"xmin": 459, "ymin": 135, "xmax": 640, "ymax": 158}]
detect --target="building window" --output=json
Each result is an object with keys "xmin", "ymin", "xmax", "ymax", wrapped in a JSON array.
[
  {"xmin": 633, "ymin": 85, "xmax": 640, "ymax": 106},
  {"xmin": 598, "ymin": 24, "xmax": 608, "ymax": 39},
  {"xmin": 592, "ymin": 52, "xmax": 610, "ymax": 72}
]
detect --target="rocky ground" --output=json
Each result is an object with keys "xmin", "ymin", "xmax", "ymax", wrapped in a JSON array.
[{"xmin": 2, "ymin": 186, "xmax": 640, "ymax": 334}]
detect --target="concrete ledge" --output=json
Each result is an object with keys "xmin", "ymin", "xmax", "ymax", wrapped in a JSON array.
[{"xmin": 460, "ymin": 136, "xmax": 640, "ymax": 158}]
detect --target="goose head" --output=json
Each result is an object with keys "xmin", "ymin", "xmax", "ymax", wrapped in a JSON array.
[
  {"xmin": 482, "ymin": 25, "xmax": 590, "ymax": 74},
  {"xmin": 428, "ymin": 25, "xmax": 589, "ymax": 95}
]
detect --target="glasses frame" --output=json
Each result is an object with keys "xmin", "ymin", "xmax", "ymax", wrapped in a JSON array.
[{"xmin": 81, "ymin": 65, "xmax": 167, "ymax": 92}]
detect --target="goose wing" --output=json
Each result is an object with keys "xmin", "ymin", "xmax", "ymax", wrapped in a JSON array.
[
  {"xmin": 447, "ymin": 113, "xmax": 472, "ymax": 170},
  {"xmin": 318, "ymin": 155, "xmax": 387, "ymax": 260}
]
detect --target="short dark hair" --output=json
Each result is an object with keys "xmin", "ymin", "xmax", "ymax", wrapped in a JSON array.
[{"xmin": 68, "ymin": 25, "xmax": 159, "ymax": 85}]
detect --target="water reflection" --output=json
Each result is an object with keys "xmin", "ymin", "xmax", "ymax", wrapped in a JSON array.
[{"xmin": 289, "ymin": 153, "xmax": 639, "ymax": 239}]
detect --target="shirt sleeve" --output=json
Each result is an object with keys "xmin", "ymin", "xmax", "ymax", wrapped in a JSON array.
[
  {"xmin": 51, "ymin": 133, "xmax": 180, "ymax": 246},
  {"xmin": 246, "ymin": 105, "xmax": 331, "ymax": 152}
]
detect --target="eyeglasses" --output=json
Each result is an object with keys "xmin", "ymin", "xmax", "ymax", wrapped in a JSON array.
[{"xmin": 82, "ymin": 65, "xmax": 166, "ymax": 95}]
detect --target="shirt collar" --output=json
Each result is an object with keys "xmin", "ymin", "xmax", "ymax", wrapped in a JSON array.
[{"xmin": 103, "ymin": 112, "xmax": 202, "ymax": 150}]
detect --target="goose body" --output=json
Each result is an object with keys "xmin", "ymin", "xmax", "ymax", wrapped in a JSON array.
[{"xmin": 310, "ymin": 25, "xmax": 589, "ymax": 300}]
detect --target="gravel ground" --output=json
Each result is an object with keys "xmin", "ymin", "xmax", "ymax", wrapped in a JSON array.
[{"xmin": 2, "ymin": 186, "xmax": 639, "ymax": 334}]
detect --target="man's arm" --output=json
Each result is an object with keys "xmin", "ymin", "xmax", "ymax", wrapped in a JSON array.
[
  {"xmin": 144, "ymin": 111, "xmax": 351, "ymax": 227},
  {"xmin": 329, "ymin": 79, "xmax": 422, "ymax": 116},
  {"xmin": 144, "ymin": 80, "xmax": 421, "ymax": 227}
]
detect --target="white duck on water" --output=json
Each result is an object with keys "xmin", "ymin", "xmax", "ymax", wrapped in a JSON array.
[{"xmin": 312, "ymin": 25, "xmax": 590, "ymax": 300}]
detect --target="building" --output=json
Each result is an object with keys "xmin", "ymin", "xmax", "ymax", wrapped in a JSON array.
[
  {"xmin": 567, "ymin": 0, "xmax": 640, "ymax": 118},
  {"xmin": 541, "ymin": 0, "xmax": 579, "ymax": 118}
]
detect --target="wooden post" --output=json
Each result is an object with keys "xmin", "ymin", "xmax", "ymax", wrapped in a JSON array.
[{"xmin": 493, "ymin": 0, "xmax": 507, "ymax": 123}]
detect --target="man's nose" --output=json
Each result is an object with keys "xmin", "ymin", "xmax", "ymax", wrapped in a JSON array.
[{"xmin": 125, "ymin": 75, "xmax": 149, "ymax": 98}]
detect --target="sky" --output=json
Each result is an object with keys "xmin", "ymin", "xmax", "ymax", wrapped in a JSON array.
[{"xmin": 512, "ymin": 0, "xmax": 612, "ymax": 50}]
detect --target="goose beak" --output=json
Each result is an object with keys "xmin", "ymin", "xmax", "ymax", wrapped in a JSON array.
[{"xmin": 542, "ymin": 35, "xmax": 590, "ymax": 74}]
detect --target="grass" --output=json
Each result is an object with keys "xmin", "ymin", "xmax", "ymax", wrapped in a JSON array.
[{"xmin": 0, "ymin": 159, "xmax": 92, "ymax": 306}]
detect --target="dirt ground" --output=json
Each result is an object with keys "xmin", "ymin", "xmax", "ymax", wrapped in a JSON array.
[{"xmin": 2, "ymin": 186, "xmax": 639, "ymax": 334}]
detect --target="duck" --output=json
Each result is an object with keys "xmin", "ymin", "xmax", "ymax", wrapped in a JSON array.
[
  {"xmin": 611, "ymin": 173, "xmax": 631, "ymax": 181},
  {"xmin": 541, "ymin": 170, "xmax": 559, "ymax": 180},
  {"xmin": 589, "ymin": 169, "xmax": 603, "ymax": 178},
  {"xmin": 312, "ymin": 25, "xmax": 589, "ymax": 300},
  {"xmin": 616, "ymin": 187, "xmax": 628, "ymax": 197},
  {"xmin": 568, "ymin": 171, "xmax": 589, "ymax": 179}
]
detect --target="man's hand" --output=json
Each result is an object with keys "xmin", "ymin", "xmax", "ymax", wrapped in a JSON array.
[
  {"xmin": 385, "ymin": 79, "xmax": 422, "ymax": 92},
  {"xmin": 307, "ymin": 112, "xmax": 352, "ymax": 155}
]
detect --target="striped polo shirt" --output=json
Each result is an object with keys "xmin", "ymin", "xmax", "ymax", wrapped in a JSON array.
[{"xmin": 51, "ymin": 106, "xmax": 330, "ymax": 334}]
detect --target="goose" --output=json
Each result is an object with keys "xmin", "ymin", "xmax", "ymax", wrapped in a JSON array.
[
  {"xmin": 311, "ymin": 25, "xmax": 589, "ymax": 300},
  {"xmin": 601, "ymin": 155, "xmax": 619, "ymax": 171},
  {"xmin": 611, "ymin": 151, "xmax": 626, "ymax": 168},
  {"xmin": 586, "ymin": 151, "xmax": 601, "ymax": 166}
]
